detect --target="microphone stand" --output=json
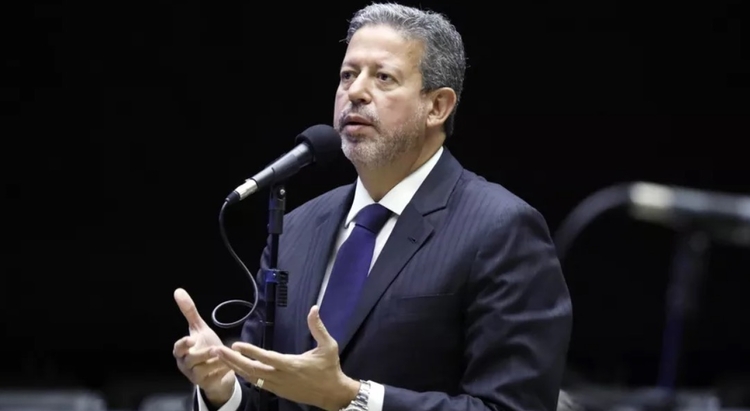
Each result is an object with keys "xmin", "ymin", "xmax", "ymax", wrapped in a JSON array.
[
  {"xmin": 259, "ymin": 183, "xmax": 289, "ymax": 411},
  {"xmin": 607, "ymin": 228, "xmax": 710, "ymax": 411},
  {"xmin": 657, "ymin": 228, "xmax": 709, "ymax": 390}
]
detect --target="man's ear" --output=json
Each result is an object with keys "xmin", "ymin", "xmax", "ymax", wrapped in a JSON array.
[{"xmin": 425, "ymin": 87, "xmax": 457, "ymax": 129}]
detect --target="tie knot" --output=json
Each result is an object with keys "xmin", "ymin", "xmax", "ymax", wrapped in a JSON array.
[{"xmin": 353, "ymin": 203, "xmax": 391, "ymax": 234}]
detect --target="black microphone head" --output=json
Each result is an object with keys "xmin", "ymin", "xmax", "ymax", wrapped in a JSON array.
[{"xmin": 295, "ymin": 124, "xmax": 341, "ymax": 165}]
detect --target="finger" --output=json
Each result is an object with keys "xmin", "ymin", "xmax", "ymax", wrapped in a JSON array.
[
  {"xmin": 197, "ymin": 365, "xmax": 234, "ymax": 387},
  {"xmin": 173, "ymin": 336, "xmax": 196, "ymax": 358},
  {"xmin": 307, "ymin": 305, "xmax": 336, "ymax": 349},
  {"xmin": 211, "ymin": 346, "xmax": 275, "ymax": 381},
  {"xmin": 230, "ymin": 342, "xmax": 286, "ymax": 367},
  {"xmin": 192, "ymin": 357, "xmax": 231, "ymax": 383},
  {"xmin": 174, "ymin": 288, "xmax": 205, "ymax": 330},
  {"xmin": 222, "ymin": 359, "xmax": 272, "ymax": 389},
  {"xmin": 184, "ymin": 346, "xmax": 215, "ymax": 369}
]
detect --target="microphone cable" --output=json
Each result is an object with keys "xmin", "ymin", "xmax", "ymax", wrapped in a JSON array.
[{"xmin": 210, "ymin": 199, "xmax": 260, "ymax": 329}]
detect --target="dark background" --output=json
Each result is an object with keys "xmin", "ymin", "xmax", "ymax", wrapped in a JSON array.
[{"xmin": 8, "ymin": 0, "xmax": 749, "ymax": 407}]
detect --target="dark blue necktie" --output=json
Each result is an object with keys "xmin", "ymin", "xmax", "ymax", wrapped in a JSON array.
[{"xmin": 319, "ymin": 203, "xmax": 392, "ymax": 345}]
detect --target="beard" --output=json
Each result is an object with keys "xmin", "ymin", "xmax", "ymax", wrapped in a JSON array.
[{"xmin": 335, "ymin": 104, "xmax": 426, "ymax": 169}]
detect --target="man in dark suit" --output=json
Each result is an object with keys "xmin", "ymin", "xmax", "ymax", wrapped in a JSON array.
[{"xmin": 172, "ymin": 3, "xmax": 572, "ymax": 411}]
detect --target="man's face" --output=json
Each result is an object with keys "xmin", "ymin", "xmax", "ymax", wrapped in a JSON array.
[{"xmin": 333, "ymin": 25, "xmax": 428, "ymax": 168}]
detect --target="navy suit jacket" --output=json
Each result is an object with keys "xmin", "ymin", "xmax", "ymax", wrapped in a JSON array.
[{"xmin": 227, "ymin": 149, "xmax": 572, "ymax": 411}]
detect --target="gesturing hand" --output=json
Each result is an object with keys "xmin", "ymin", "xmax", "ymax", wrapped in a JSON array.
[
  {"xmin": 211, "ymin": 305, "xmax": 360, "ymax": 411},
  {"xmin": 173, "ymin": 288, "xmax": 236, "ymax": 406}
]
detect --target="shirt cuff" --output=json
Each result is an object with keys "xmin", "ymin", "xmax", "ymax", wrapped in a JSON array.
[
  {"xmin": 196, "ymin": 378, "xmax": 242, "ymax": 411},
  {"xmin": 367, "ymin": 381, "xmax": 384, "ymax": 411}
]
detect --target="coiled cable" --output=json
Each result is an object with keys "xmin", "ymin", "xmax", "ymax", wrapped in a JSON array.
[{"xmin": 210, "ymin": 200, "xmax": 259, "ymax": 329}]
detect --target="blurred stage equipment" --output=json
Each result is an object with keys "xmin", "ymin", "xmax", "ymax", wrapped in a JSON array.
[
  {"xmin": 210, "ymin": 124, "xmax": 341, "ymax": 411},
  {"xmin": 0, "ymin": 389, "xmax": 107, "ymax": 411},
  {"xmin": 137, "ymin": 393, "xmax": 191, "ymax": 411},
  {"xmin": 554, "ymin": 182, "xmax": 750, "ymax": 411}
]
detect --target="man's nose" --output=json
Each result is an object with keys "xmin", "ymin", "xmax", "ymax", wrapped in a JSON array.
[{"xmin": 347, "ymin": 75, "xmax": 371, "ymax": 105}]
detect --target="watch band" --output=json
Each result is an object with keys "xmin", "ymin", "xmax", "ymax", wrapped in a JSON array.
[{"xmin": 341, "ymin": 380, "xmax": 371, "ymax": 411}]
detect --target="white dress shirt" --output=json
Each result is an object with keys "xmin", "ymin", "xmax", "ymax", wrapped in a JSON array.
[{"xmin": 198, "ymin": 147, "xmax": 444, "ymax": 411}]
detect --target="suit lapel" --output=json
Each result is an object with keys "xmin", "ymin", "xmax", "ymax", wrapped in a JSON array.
[
  {"xmin": 293, "ymin": 186, "xmax": 353, "ymax": 354},
  {"xmin": 337, "ymin": 148, "xmax": 465, "ymax": 355}
]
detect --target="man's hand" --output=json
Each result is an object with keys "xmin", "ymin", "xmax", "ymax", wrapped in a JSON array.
[
  {"xmin": 211, "ymin": 305, "xmax": 360, "ymax": 411},
  {"xmin": 173, "ymin": 288, "xmax": 236, "ymax": 406}
]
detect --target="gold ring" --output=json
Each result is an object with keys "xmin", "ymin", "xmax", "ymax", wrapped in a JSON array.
[{"xmin": 256, "ymin": 378, "xmax": 264, "ymax": 389}]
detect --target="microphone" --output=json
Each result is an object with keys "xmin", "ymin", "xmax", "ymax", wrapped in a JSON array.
[
  {"xmin": 628, "ymin": 182, "xmax": 750, "ymax": 229},
  {"xmin": 554, "ymin": 181, "xmax": 750, "ymax": 261},
  {"xmin": 225, "ymin": 124, "xmax": 341, "ymax": 205}
]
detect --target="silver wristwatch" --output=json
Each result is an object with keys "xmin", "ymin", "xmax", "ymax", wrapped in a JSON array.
[{"xmin": 340, "ymin": 380, "xmax": 371, "ymax": 411}]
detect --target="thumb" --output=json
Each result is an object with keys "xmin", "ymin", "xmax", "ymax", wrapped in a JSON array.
[
  {"xmin": 174, "ymin": 288, "xmax": 206, "ymax": 330},
  {"xmin": 307, "ymin": 305, "xmax": 335, "ymax": 348}
]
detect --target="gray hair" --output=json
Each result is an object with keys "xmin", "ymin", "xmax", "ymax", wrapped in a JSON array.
[{"xmin": 346, "ymin": 3, "xmax": 466, "ymax": 137}]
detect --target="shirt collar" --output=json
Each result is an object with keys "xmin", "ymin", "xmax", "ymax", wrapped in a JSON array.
[{"xmin": 345, "ymin": 146, "xmax": 444, "ymax": 228}]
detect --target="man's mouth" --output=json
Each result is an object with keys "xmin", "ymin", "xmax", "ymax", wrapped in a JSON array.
[
  {"xmin": 343, "ymin": 115, "xmax": 372, "ymax": 128},
  {"xmin": 344, "ymin": 123, "xmax": 371, "ymax": 130}
]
